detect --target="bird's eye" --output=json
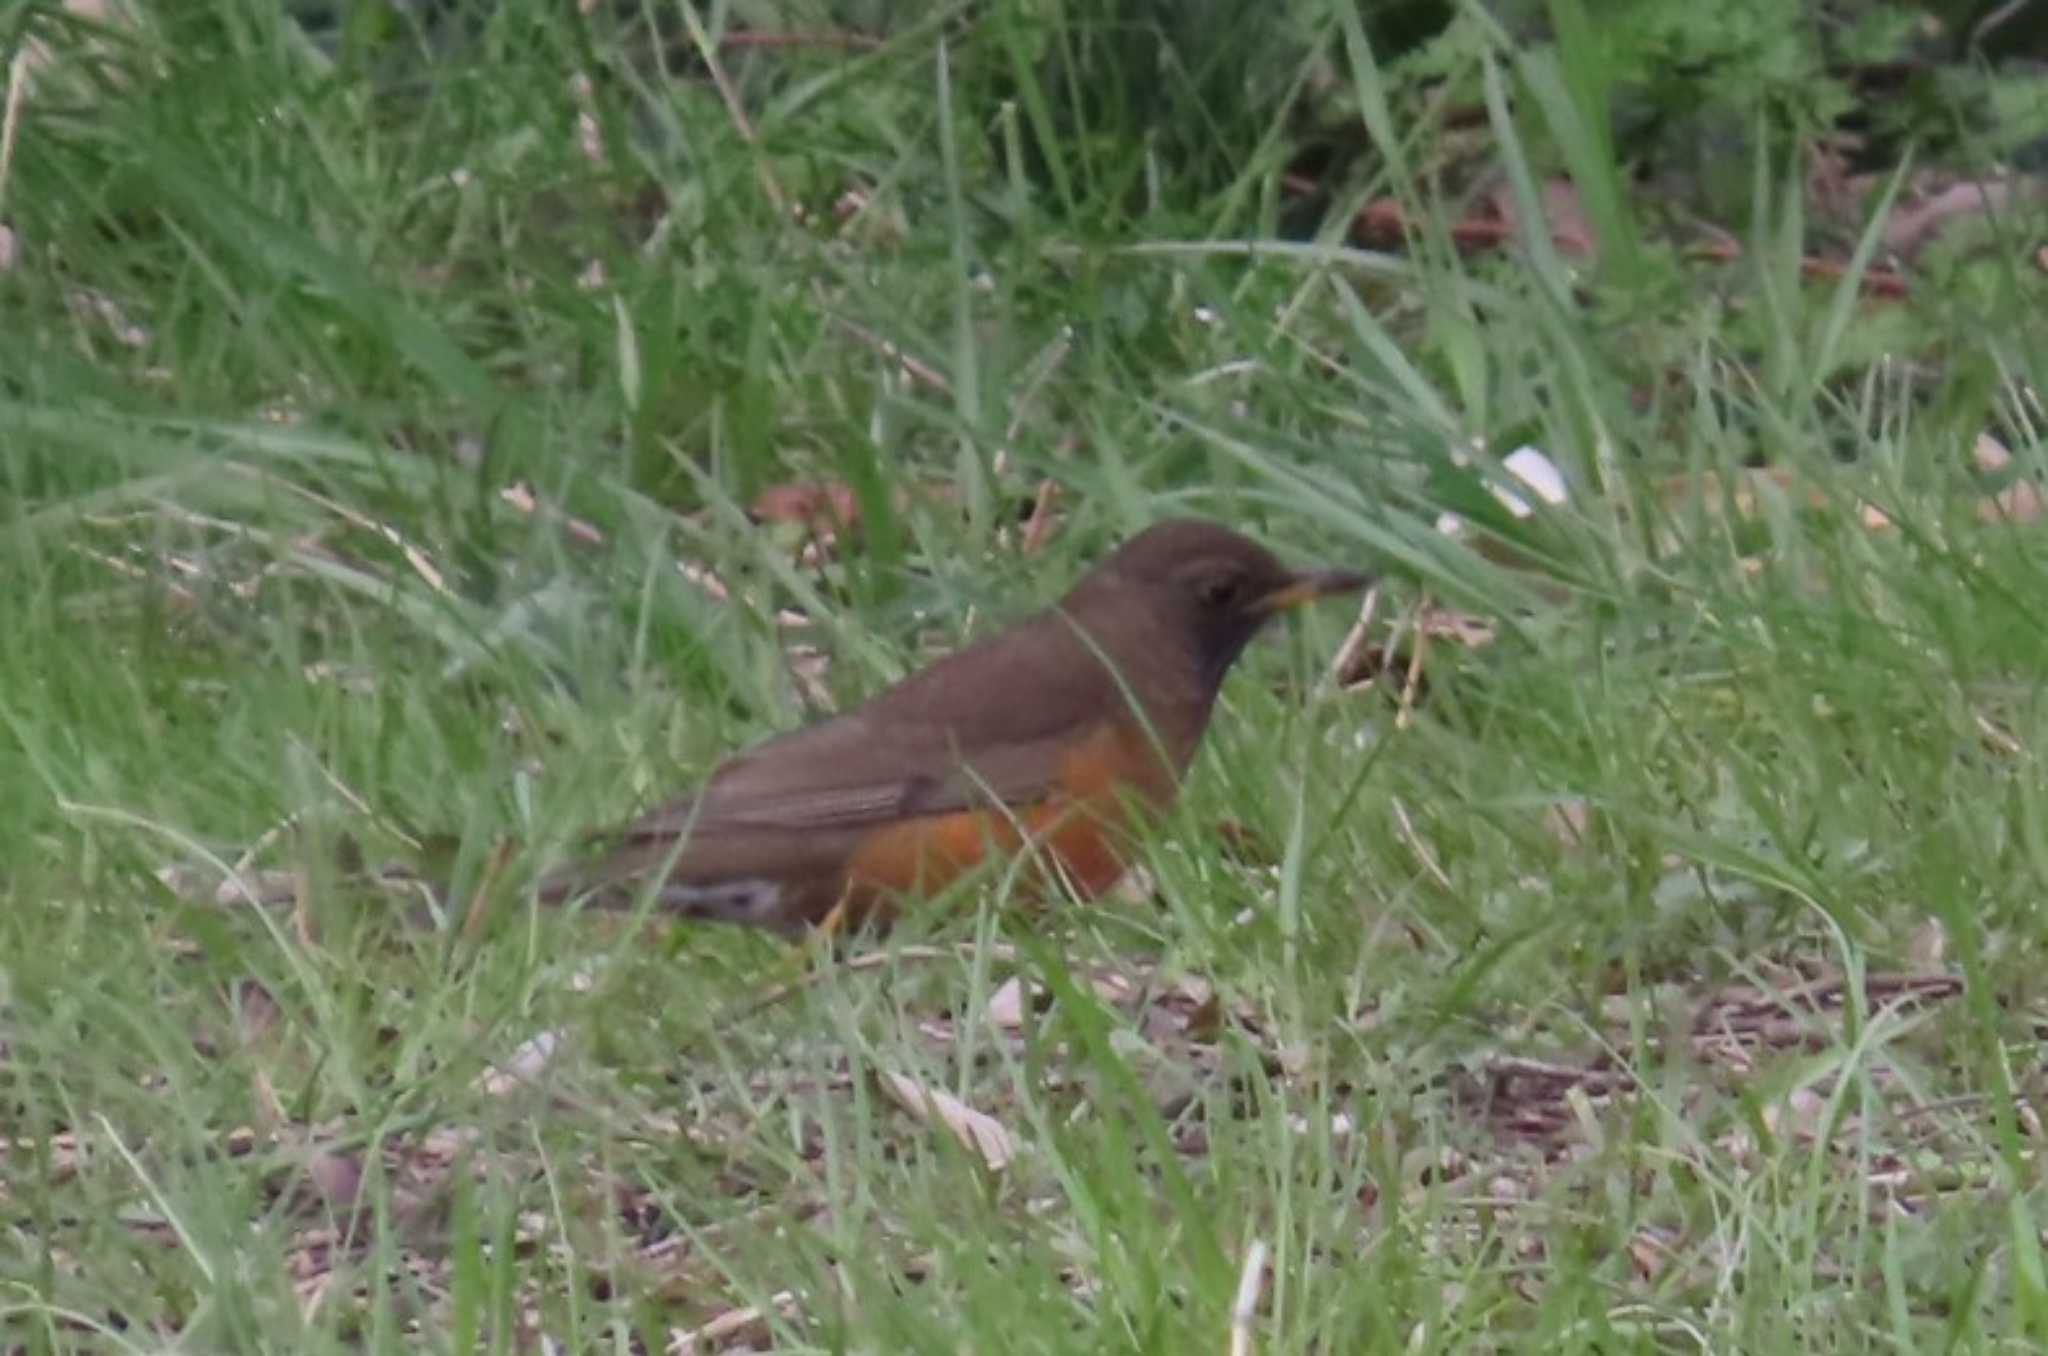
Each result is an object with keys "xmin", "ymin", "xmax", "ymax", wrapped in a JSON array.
[{"xmin": 1197, "ymin": 574, "xmax": 1242, "ymax": 608}]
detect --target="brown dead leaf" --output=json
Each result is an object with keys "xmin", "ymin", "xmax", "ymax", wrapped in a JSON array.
[
  {"xmin": 1975, "ymin": 712, "xmax": 2023, "ymax": 756},
  {"xmin": 1971, "ymin": 429, "xmax": 2045, "ymax": 524},
  {"xmin": 1419, "ymin": 606, "xmax": 1496, "ymax": 648},
  {"xmin": 1331, "ymin": 642, "xmax": 1415, "ymax": 693},
  {"xmin": 1, "ymin": 1131, "xmax": 85, "ymax": 1184},
  {"xmin": 155, "ymin": 864, "xmax": 301, "ymax": 908},
  {"xmin": 235, "ymin": 978, "xmax": 283, "ymax": 1045},
  {"xmin": 498, "ymin": 480, "xmax": 606, "ymax": 545},
  {"xmin": 1653, "ymin": 466, "xmax": 1803, "ymax": 520},
  {"xmin": 478, "ymin": 1029, "xmax": 564, "ymax": 1097},
  {"xmin": 1689, "ymin": 230, "xmax": 1910, "ymax": 298},
  {"xmin": 1541, "ymin": 799, "xmax": 1592, "ymax": 850},
  {"xmin": 459, "ymin": 836, "xmax": 515, "ymax": 942},
  {"xmin": 1627, "ymin": 1226, "xmax": 1683, "ymax": 1284},
  {"xmin": 1906, "ymin": 917, "xmax": 1949, "ymax": 969},
  {"xmin": 876, "ymin": 1071, "xmax": 1015, "ymax": 1171},
  {"xmin": 1019, "ymin": 478, "xmax": 1062, "ymax": 554},
  {"xmin": 1979, "ymin": 479, "xmax": 2046, "ymax": 525},
  {"xmin": 1760, "ymin": 1086, "xmax": 1828, "ymax": 1144},
  {"xmin": 985, "ymin": 975, "xmax": 1033, "ymax": 1031},
  {"xmin": 1104, "ymin": 864, "xmax": 1159, "ymax": 908},
  {"xmin": 1885, "ymin": 178, "xmax": 2034, "ymax": 260},
  {"xmin": 1483, "ymin": 178, "xmax": 1596, "ymax": 259},
  {"xmin": 785, "ymin": 643, "xmax": 835, "ymax": 711},
  {"xmin": 1089, "ymin": 970, "xmax": 1139, "ymax": 1007},
  {"xmin": 1329, "ymin": 184, "xmax": 1594, "ymax": 259},
  {"xmin": 299, "ymin": 1150, "xmax": 366, "ymax": 1216},
  {"xmin": 1331, "ymin": 597, "xmax": 1488, "ymax": 703},
  {"xmin": 668, "ymin": 1292, "xmax": 799, "ymax": 1354},
  {"xmin": 751, "ymin": 479, "xmax": 860, "ymax": 533},
  {"xmin": 677, "ymin": 559, "xmax": 731, "ymax": 602}
]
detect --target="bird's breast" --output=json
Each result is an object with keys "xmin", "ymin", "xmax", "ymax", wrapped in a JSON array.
[{"xmin": 838, "ymin": 718, "xmax": 1183, "ymax": 916}]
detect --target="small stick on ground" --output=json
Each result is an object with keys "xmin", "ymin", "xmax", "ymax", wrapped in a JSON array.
[
  {"xmin": 461, "ymin": 837, "xmax": 517, "ymax": 942},
  {"xmin": 1396, "ymin": 593, "xmax": 1433, "ymax": 729},
  {"xmin": 1322, "ymin": 584, "xmax": 1382, "ymax": 696},
  {"xmin": 1390, "ymin": 797, "xmax": 1452, "ymax": 891},
  {"xmin": 1020, "ymin": 480, "xmax": 1062, "ymax": 554},
  {"xmin": 677, "ymin": 4, "xmax": 788, "ymax": 216},
  {"xmin": 1228, "ymin": 1238, "xmax": 1269, "ymax": 1356}
]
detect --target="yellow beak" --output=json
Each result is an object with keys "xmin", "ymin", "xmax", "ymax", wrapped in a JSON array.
[{"xmin": 1254, "ymin": 567, "xmax": 1371, "ymax": 614}]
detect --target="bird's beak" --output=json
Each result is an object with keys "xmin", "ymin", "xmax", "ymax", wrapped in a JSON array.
[{"xmin": 1254, "ymin": 567, "xmax": 1372, "ymax": 614}]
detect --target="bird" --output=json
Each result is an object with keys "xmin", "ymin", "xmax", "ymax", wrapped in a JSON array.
[{"xmin": 539, "ymin": 518, "xmax": 1368, "ymax": 935}]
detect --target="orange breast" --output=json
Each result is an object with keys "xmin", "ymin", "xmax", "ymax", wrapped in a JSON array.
[{"xmin": 837, "ymin": 721, "xmax": 1175, "ymax": 926}]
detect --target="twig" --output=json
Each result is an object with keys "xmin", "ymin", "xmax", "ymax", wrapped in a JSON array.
[
  {"xmin": 668, "ymin": 1291, "xmax": 798, "ymax": 1354},
  {"xmin": 1389, "ymin": 796, "xmax": 1451, "ymax": 890},
  {"xmin": 1228, "ymin": 1238, "xmax": 1269, "ymax": 1356},
  {"xmin": 1019, "ymin": 479, "xmax": 1061, "ymax": 554},
  {"xmin": 678, "ymin": 4, "xmax": 787, "ymax": 216},
  {"xmin": 461, "ymin": 838, "xmax": 517, "ymax": 942},
  {"xmin": 827, "ymin": 308, "xmax": 952, "ymax": 392},
  {"xmin": 1322, "ymin": 584, "xmax": 1381, "ymax": 695},
  {"xmin": 1395, "ymin": 594, "xmax": 1432, "ymax": 729}
]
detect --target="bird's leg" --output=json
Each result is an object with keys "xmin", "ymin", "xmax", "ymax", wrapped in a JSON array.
[
  {"xmin": 798, "ymin": 880, "xmax": 866, "ymax": 967},
  {"xmin": 813, "ymin": 892, "xmax": 851, "ymax": 950}
]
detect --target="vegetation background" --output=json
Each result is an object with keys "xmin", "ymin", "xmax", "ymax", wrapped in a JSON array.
[{"xmin": 3, "ymin": 0, "xmax": 2048, "ymax": 1349}]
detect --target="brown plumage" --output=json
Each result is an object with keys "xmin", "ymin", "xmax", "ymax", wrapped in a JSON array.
[{"xmin": 540, "ymin": 518, "xmax": 1367, "ymax": 934}]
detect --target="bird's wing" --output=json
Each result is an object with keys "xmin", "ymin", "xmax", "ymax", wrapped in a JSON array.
[{"xmin": 609, "ymin": 608, "xmax": 1126, "ymax": 846}]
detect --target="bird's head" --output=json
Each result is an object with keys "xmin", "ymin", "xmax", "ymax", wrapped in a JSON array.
[{"xmin": 1066, "ymin": 518, "xmax": 1369, "ymax": 685}]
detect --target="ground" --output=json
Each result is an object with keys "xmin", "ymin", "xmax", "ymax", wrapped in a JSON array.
[{"xmin": 4, "ymin": 2, "xmax": 2048, "ymax": 1352}]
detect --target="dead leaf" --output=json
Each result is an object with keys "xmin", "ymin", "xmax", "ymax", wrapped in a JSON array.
[
  {"xmin": 460, "ymin": 837, "xmax": 515, "ymax": 942},
  {"xmin": 1905, "ymin": 917, "xmax": 1949, "ymax": 969},
  {"xmin": 300, "ymin": 1150, "xmax": 365, "ymax": 1216},
  {"xmin": 1228, "ymin": 1238, "xmax": 1271, "ymax": 1356},
  {"xmin": 154, "ymin": 864, "xmax": 300, "ymax": 908},
  {"xmin": 1885, "ymin": 178, "xmax": 2030, "ymax": 260},
  {"xmin": 876, "ymin": 1071, "xmax": 1015, "ymax": 1171},
  {"xmin": 1973, "ymin": 432, "xmax": 2013, "ymax": 472},
  {"xmin": 1967, "ymin": 431, "xmax": 2048, "ymax": 522},
  {"xmin": 1019, "ymin": 478, "xmax": 1062, "ymax": 554},
  {"xmin": 985, "ymin": 976, "xmax": 1032, "ymax": 1031},
  {"xmin": 1542, "ymin": 799, "xmax": 1592, "ymax": 850},
  {"xmin": 1418, "ymin": 607, "xmax": 1496, "ymax": 648},
  {"xmin": 1761, "ymin": 1086, "xmax": 1828, "ymax": 1144},
  {"xmin": 1979, "ymin": 479, "xmax": 2046, "ymax": 525},
  {"xmin": 235, "ymin": 979, "xmax": 283, "ymax": 1044},
  {"xmin": 1484, "ymin": 179, "xmax": 1596, "ymax": 259},
  {"xmin": 1653, "ymin": 466, "xmax": 1803, "ymax": 520},
  {"xmin": 478, "ymin": 1029, "xmax": 564, "ymax": 1097},
  {"xmin": 668, "ymin": 1291, "xmax": 798, "ymax": 1354},
  {"xmin": 1689, "ymin": 230, "xmax": 1909, "ymax": 298},
  {"xmin": 751, "ymin": 480, "xmax": 860, "ymax": 533},
  {"xmin": 1627, "ymin": 1226, "xmax": 1682, "ymax": 1283}
]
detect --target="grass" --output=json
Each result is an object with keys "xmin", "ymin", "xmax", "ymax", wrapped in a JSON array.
[{"xmin": 4, "ymin": 0, "xmax": 2048, "ymax": 1351}]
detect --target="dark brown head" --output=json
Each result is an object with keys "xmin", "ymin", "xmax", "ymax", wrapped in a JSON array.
[{"xmin": 1063, "ymin": 518, "xmax": 1370, "ymax": 687}]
